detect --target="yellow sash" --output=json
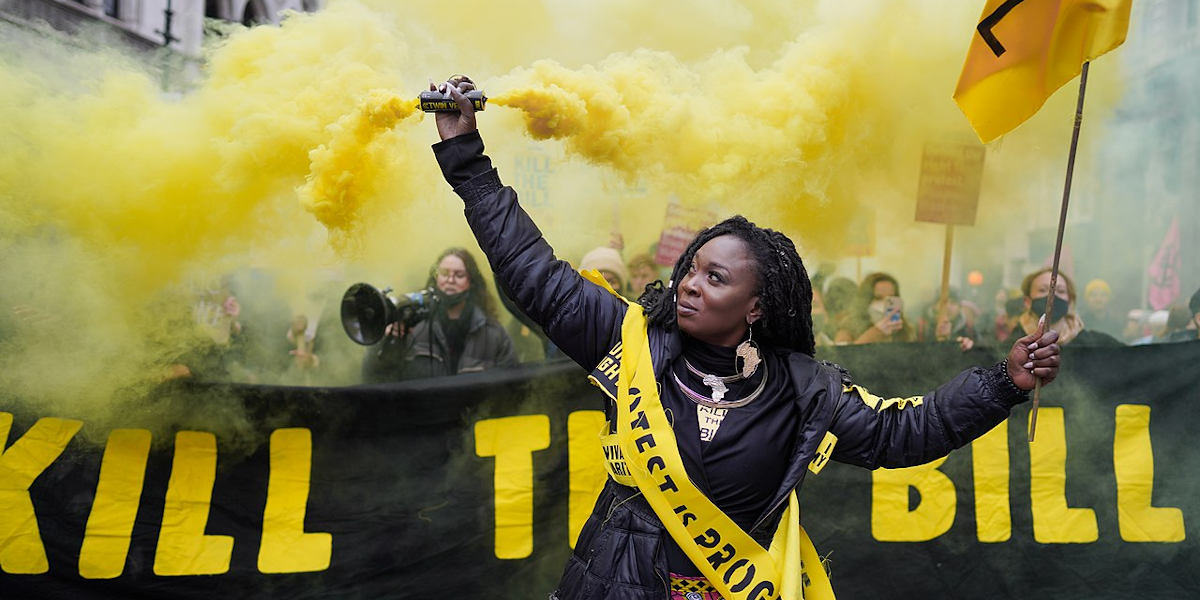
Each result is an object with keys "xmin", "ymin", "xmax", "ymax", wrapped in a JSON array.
[{"xmin": 607, "ymin": 301, "xmax": 835, "ymax": 600}]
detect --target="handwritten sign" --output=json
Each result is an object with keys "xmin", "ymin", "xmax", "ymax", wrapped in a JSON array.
[{"xmin": 915, "ymin": 142, "xmax": 986, "ymax": 226}]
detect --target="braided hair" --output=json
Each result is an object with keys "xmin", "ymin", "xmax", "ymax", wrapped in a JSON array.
[{"xmin": 636, "ymin": 216, "xmax": 816, "ymax": 356}]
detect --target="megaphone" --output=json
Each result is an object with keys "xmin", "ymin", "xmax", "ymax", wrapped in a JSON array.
[{"xmin": 340, "ymin": 283, "xmax": 440, "ymax": 346}]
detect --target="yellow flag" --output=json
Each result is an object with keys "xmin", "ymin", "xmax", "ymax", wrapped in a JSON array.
[{"xmin": 954, "ymin": 0, "xmax": 1132, "ymax": 143}]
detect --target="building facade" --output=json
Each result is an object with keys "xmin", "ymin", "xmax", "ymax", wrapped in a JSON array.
[{"xmin": 0, "ymin": 0, "xmax": 323, "ymax": 58}]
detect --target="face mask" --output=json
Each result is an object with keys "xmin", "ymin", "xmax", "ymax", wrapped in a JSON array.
[
  {"xmin": 1030, "ymin": 295, "xmax": 1070, "ymax": 322},
  {"xmin": 435, "ymin": 289, "xmax": 469, "ymax": 307},
  {"xmin": 1005, "ymin": 297, "xmax": 1026, "ymax": 317},
  {"xmin": 868, "ymin": 300, "xmax": 887, "ymax": 324}
]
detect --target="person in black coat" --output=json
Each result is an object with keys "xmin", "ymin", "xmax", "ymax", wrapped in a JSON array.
[
  {"xmin": 362, "ymin": 247, "xmax": 517, "ymax": 382},
  {"xmin": 429, "ymin": 77, "xmax": 1062, "ymax": 599}
]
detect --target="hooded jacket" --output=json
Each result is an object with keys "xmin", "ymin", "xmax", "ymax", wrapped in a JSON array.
[{"xmin": 434, "ymin": 131, "xmax": 1029, "ymax": 599}]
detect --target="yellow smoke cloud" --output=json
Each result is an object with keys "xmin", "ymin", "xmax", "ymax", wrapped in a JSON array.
[
  {"xmin": 299, "ymin": 89, "xmax": 419, "ymax": 249},
  {"xmin": 486, "ymin": 1, "xmax": 1122, "ymax": 263},
  {"xmin": 0, "ymin": 0, "xmax": 1127, "ymax": 435},
  {"xmin": 0, "ymin": 2, "xmax": 441, "ymax": 436}
]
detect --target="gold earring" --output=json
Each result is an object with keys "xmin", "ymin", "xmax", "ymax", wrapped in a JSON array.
[{"xmin": 735, "ymin": 322, "xmax": 761, "ymax": 379}]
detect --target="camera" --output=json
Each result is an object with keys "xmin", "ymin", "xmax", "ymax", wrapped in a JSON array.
[{"xmin": 340, "ymin": 283, "xmax": 440, "ymax": 346}]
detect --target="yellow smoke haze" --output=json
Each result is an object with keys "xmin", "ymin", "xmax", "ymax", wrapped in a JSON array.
[
  {"xmin": 298, "ymin": 89, "xmax": 419, "ymax": 248},
  {"xmin": 490, "ymin": 47, "xmax": 866, "ymax": 252},
  {"xmin": 0, "ymin": 2, "xmax": 443, "ymax": 437},
  {"xmin": 0, "ymin": 0, "xmax": 1127, "ymax": 436},
  {"xmin": 487, "ymin": 2, "xmax": 1121, "ymax": 258}
]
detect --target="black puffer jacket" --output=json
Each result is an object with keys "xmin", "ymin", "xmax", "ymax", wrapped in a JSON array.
[{"xmin": 433, "ymin": 131, "xmax": 1029, "ymax": 599}]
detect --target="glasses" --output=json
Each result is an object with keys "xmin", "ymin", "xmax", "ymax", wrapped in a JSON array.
[{"xmin": 436, "ymin": 268, "xmax": 469, "ymax": 281}]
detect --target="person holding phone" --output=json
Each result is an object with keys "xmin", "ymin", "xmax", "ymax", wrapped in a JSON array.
[{"xmin": 852, "ymin": 272, "xmax": 915, "ymax": 344}]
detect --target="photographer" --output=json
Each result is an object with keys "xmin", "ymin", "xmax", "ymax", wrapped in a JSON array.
[{"xmin": 362, "ymin": 247, "xmax": 517, "ymax": 383}]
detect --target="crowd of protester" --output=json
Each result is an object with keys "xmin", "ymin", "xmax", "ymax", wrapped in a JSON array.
[{"xmin": 171, "ymin": 237, "xmax": 1200, "ymax": 386}]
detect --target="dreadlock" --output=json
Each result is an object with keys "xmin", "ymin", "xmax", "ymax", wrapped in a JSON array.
[{"xmin": 637, "ymin": 215, "xmax": 816, "ymax": 356}]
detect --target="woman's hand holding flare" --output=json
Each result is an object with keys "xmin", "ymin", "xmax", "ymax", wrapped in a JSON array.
[{"xmin": 431, "ymin": 75, "xmax": 478, "ymax": 141}]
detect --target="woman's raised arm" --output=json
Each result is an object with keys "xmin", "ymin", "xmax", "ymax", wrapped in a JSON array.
[{"xmin": 429, "ymin": 77, "xmax": 627, "ymax": 371}]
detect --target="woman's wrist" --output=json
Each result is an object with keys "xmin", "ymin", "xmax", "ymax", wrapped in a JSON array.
[
  {"xmin": 432, "ymin": 130, "xmax": 492, "ymax": 189},
  {"xmin": 990, "ymin": 359, "xmax": 1030, "ymax": 403}
]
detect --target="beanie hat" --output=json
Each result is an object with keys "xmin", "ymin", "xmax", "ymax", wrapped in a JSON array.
[
  {"xmin": 1085, "ymin": 279, "xmax": 1111, "ymax": 297},
  {"xmin": 580, "ymin": 247, "xmax": 628, "ymax": 290}
]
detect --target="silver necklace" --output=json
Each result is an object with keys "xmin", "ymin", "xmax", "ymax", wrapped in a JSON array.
[
  {"xmin": 682, "ymin": 358, "xmax": 744, "ymax": 401},
  {"xmin": 671, "ymin": 363, "xmax": 768, "ymax": 409}
]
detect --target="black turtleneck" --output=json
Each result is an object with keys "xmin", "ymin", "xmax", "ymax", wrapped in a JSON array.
[{"xmin": 660, "ymin": 335, "xmax": 796, "ymax": 575}]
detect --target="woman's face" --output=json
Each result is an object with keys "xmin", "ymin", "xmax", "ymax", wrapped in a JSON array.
[
  {"xmin": 598, "ymin": 270, "xmax": 623, "ymax": 292},
  {"xmin": 676, "ymin": 235, "xmax": 762, "ymax": 347},
  {"xmin": 435, "ymin": 255, "xmax": 471, "ymax": 295},
  {"xmin": 1027, "ymin": 272, "xmax": 1069, "ymax": 303},
  {"xmin": 872, "ymin": 280, "xmax": 896, "ymax": 300},
  {"xmin": 630, "ymin": 264, "xmax": 657, "ymax": 295},
  {"xmin": 1085, "ymin": 286, "xmax": 1110, "ymax": 312}
]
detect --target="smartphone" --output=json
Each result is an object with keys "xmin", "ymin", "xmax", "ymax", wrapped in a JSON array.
[{"xmin": 884, "ymin": 296, "xmax": 903, "ymax": 322}]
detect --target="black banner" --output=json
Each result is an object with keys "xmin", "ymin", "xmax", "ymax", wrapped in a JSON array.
[{"xmin": 2, "ymin": 341, "xmax": 1198, "ymax": 599}]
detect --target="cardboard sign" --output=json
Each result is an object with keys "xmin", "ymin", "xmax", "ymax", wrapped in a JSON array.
[
  {"xmin": 653, "ymin": 197, "xmax": 716, "ymax": 267},
  {"xmin": 914, "ymin": 142, "xmax": 986, "ymax": 226}
]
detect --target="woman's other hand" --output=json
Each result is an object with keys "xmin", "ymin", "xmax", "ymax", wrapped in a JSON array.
[
  {"xmin": 874, "ymin": 313, "xmax": 904, "ymax": 336},
  {"xmin": 384, "ymin": 322, "xmax": 406, "ymax": 339},
  {"xmin": 1006, "ymin": 318, "xmax": 1061, "ymax": 390},
  {"xmin": 432, "ymin": 75, "xmax": 478, "ymax": 141}
]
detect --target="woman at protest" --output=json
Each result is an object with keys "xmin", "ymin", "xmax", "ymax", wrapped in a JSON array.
[
  {"xmin": 362, "ymin": 247, "xmax": 517, "ymax": 382},
  {"xmin": 849, "ymin": 272, "xmax": 916, "ymax": 344},
  {"xmin": 429, "ymin": 77, "xmax": 1061, "ymax": 600},
  {"xmin": 628, "ymin": 253, "xmax": 662, "ymax": 300},
  {"xmin": 1003, "ymin": 267, "xmax": 1121, "ymax": 348},
  {"xmin": 916, "ymin": 288, "xmax": 980, "ymax": 351}
]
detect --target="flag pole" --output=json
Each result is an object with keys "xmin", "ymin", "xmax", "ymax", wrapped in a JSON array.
[{"xmin": 1029, "ymin": 60, "xmax": 1090, "ymax": 443}]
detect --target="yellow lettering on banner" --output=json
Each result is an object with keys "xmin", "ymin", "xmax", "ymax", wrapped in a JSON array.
[
  {"xmin": 871, "ymin": 456, "xmax": 954, "ymax": 541},
  {"xmin": 0, "ymin": 413, "xmax": 82, "ymax": 574},
  {"xmin": 1030, "ymin": 408, "xmax": 1097, "ymax": 544},
  {"xmin": 1114, "ymin": 405, "xmax": 1184, "ymax": 542},
  {"xmin": 153, "ymin": 431, "xmax": 233, "ymax": 575},
  {"xmin": 972, "ymin": 421, "xmax": 1011, "ymax": 542},
  {"xmin": 258, "ymin": 428, "xmax": 333, "ymax": 573},
  {"xmin": 566, "ymin": 411, "xmax": 607, "ymax": 548},
  {"xmin": 474, "ymin": 415, "xmax": 550, "ymax": 559},
  {"xmin": 79, "ymin": 429, "xmax": 152, "ymax": 579}
]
